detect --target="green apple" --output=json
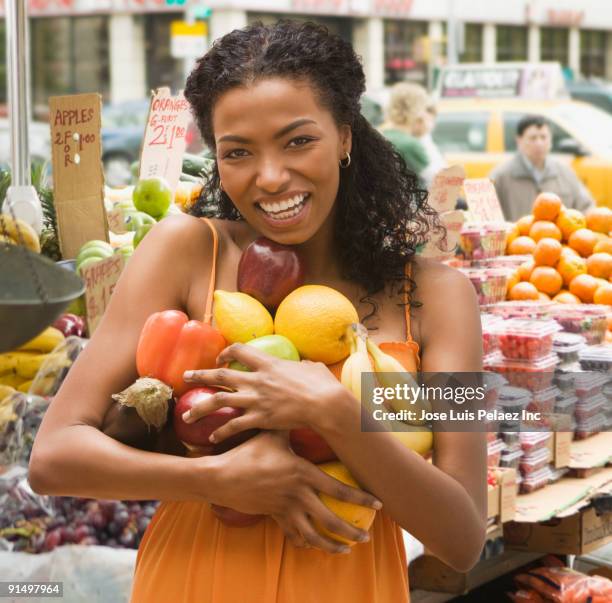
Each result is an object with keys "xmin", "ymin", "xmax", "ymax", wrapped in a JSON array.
[
  {"xmin": 116, "ymin": 245, "xmax": 134, "ymax": 260},
  {"xmin": 134, "ymin": 223, "xmax": 154, "ymax": 247},
  {"xmin": 76, "ymin": 240, "xmax": 114, "ymax": 270},
  {"xmin": 133, "ymin": 176, "xmax": 172, "ymax": 219},
  {"xmin": 124, "ymin": 211, "xmax": 157, "ymax": 232},
  {"xmin": 229, "ymin": 334, "xmax": 300, "ymax": 371}
]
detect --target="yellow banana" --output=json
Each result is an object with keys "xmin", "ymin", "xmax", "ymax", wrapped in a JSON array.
[
  {"xmin": 0, "ymin": 372, "xmax": 28, "ymax": 389},
  {"xmin": 17, "ymin": 380, "xmax": 33, "ymax": 393},
  {"xmin": 340, "ymin": 324, "xmax": 375, "ymax": 404},
  {"xmin": 0, "ymin": 214, "xmax": 41, "ymax": 253},
  {"xmin": 391, "ymin": 426, "xmax": 433, "ymax": 457},
  {"xmin": 14, "ymin": 353, "xmax": 50, "ymax": 379},
  {"xmin": 366, "ymin": 338, "xmax": 431, "ymax": 425},
  {"xmin": 0, "ymin": 353, "xmax": 20, "ymax": 374},
  {"xmin": 0, "ymin": 384, "xmax": 16, "ymax": 402},
  {"xmin": 18, "ymin": 326, "xmax": 64, "ymax": 353}
]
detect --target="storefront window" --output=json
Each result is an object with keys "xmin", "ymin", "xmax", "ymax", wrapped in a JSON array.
[
  {"xmin": 496, "ymin": 25, "xmax": 528, "ymax": 61},
  {"xmin": 144, "ymin": 14, "xmax": 184, "ymax": 92},
  {"xmin": 31, "ymin": 17, "xmax": 110, "ymax": 119},
  {"xmin": 459, "ymin": 24, "xmax": 483, "ymax": 63},
  {"xmin": 540, "ymin": 27, "xmax": 569, "ymax": 67},
  {"xmin": 384, "ymin": 20, "xmax": 428, "ymax": 85},
  {"xmin": 580, "ymin": 30, "xmax": 606, "ymax": 78}
]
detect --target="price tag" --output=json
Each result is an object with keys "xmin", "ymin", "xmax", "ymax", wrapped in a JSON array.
[
  {"xmin": 49, "ymin": 93, "xmax": 107, "ymax": 259},
  {"xmin": 82, "ymin": 254, "xmax": 125, "ymax": 335},
  {"xmin": 428, "ymin": 165, "xmax": 465, "ymax": 213},
  {"xmin": 107, "ymin": 208, "xmax": 127, "ymax": 234},
  {"xmin": 463, "ymin": 178, "xmax": 505, "ymax": 223},
  {"xmin": 420, "ymin": 210, "xmax": 465, "ymax": 261},
  {"xmin": 139, "ymin": 87, "xmax": 191, "ymax": 192}
]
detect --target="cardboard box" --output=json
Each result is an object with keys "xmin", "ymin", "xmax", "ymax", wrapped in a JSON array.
[
  {"xmin": 487, "ymin": 467, "xmax": 517, "ymax": 523},
  {"xmin": 569, "ymin": 432, "xmax": 612, "ymax": 471},
  {"xmin": 546, "ymin": 414, "xmax": 572, "ymax": 469},
  {"xmin": 504, "ymin": 506, "xmax": 612, "ymax": 555}
]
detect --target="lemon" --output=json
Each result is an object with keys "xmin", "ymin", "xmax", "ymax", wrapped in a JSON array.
[
  {"xmin": 317, "ymin": 462, "xmax": 376, "ymax": 545},
  {"xmin": 274, "ymin": 285, "xmax": 358, "ymax": 364},
  {"xmin": 213, "ymin": 290, "xmax": 274, "ymax": 343}
]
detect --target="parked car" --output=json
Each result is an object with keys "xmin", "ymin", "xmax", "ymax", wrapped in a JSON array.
[
  {"xmin": 432, "ymin": 98, "xmax": 612, "ymax": 207},
  {"xmin": 568, "ymin": 80, "xmax": 612, "ymax": 115}
]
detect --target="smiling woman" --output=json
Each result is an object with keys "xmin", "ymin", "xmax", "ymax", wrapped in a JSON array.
[{"xmin": 28, "ymin": 19, "xmax": 486, "ymax": 603}]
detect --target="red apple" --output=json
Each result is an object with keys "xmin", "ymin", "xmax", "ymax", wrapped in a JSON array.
[
  {"xmin": 289, "ymin": 428, "xmax": 337, "ymax": 463},
  {"xmin": 173, "ymin": 388, "xmax": 258, "ymax": 453},
  {"xmin": 210, "ymin": 504, "xmax": 263, "ymax": 527},
  {"xmin": 237, "ymin": 237, "xmax": 306, "ymax": 310}
]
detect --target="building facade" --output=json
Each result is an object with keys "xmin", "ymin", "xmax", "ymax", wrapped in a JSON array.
[{"xmin": 2, "ymin": 0, "xmax": 612, "ymax": 113}]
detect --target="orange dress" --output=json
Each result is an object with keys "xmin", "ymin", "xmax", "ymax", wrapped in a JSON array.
[{"xmin": 130, "ymin": 219, "xmax": 420, "ymax": 603}]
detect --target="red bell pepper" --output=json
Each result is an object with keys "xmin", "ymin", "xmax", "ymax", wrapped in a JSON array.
[{"xmin": 136, "ymin": 310, "xmax": 226, "ymax": 396}]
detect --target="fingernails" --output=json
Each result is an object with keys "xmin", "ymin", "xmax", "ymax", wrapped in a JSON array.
[
  {"xmin": 358, "ymin": 533, "xmax": 370, "ymax": 543},
  {"xmin": 372, "ymin": 500, "xmax": 383, "ymax": 510},
  {"xmin": 184, "ymin": 371, "xmax": 195, "ymax": 380},
  {"xmin": 339, "ymin": 546, "xmax": 350, "ymax": 554},
  {"xmin": 209, "ymin": 434, "xmax": 217, "ymax": 443},
  {"xmin": 182, "ymin": 410, "xmax": 193, "ymax": 423}
]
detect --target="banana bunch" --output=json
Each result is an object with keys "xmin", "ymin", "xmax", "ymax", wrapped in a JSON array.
[
  {"xmin": 0, "ymin": 327, "xmax": 66, "ymax": 391},
  {"xmin": 0, "ymin": 214, "xmax": 41, "ymax": 253},
  {"xmin": 340, "ymin": 323, "xmax": 433, "ymax": 457}
]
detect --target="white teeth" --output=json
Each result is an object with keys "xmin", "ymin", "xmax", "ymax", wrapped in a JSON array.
[{"xmin": 259, "ymin": 194, "xmax": 306, "ymax": 214}]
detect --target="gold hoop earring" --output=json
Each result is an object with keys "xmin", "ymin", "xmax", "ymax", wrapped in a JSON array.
[{"xmin": 339, "ymin": 152, "xmax": 351, "ymax": 168}]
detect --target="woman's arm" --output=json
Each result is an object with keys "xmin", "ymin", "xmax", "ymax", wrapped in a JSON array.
[
  {"xmin": 29, "ymin": 214, "xmax": 214, "ymax": 500},
  {"xmin": 317, "ymin": 264, "xmax": 486, "ymax": 571}
]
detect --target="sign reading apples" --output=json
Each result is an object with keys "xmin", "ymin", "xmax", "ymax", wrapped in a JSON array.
[{"xmin": 140, "ymin": 87, "xmax": 191, "ymax": 193}]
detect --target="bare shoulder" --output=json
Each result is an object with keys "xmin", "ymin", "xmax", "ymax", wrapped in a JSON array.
[{"xmin": 411, "ymin": 256, "xmax": 476, "ymax": 301}]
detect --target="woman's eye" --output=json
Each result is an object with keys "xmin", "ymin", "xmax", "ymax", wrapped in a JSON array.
[
  {"xmin": 288, "ymin": 136, "xmax": 314, "ymax": 148},
  {"xmin": 224, "ymin": 149, "xmax": 249, "ymax": 159}
]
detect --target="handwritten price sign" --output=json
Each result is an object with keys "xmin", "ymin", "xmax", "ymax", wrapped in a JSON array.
[
  {"xmin": 463, "ymin": 178, "xmax": 505, "ymax": 223},
  {"xmin": 82, "ymin": 254, "xmax": 125, "ymax": 335},
  {"xmin": 140, "ymin": 87, "xmax": 191, "ymax": 192}
]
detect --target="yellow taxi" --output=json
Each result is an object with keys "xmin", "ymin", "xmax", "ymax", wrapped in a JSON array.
[{"xmin": 432, "ymin": 98, "xmax": 612, "ymax": 207}]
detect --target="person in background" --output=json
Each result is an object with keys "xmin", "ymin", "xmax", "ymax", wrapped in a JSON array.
[
  {"xmin": 490, "ymin": 115, "xmax": 594, "ymax": 222},
  {"xmin": 414, "ymin": 102, "xmax": 447, "ymax": 186},
  {"xmin": 380, "ymin": 82, "xmax": 430, "ymax": 186}
]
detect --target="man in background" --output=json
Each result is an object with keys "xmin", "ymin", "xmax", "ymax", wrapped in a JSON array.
[{"xmin": 490, "ymin": 115, "xmax": 594, "ymax": 221}]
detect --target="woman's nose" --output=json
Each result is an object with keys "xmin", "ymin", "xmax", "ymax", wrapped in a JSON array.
[{"xmin": 255, "ymin": 157, "xmax": 291, "ymax": 192}]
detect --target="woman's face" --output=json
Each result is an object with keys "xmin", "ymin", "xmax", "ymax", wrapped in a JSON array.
[{"xmin": 212, "ymin": 77, "xmax": 351, "ymax": 245}]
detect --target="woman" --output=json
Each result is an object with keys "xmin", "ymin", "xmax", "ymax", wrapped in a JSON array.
[{"xmin": 29, "ymin": 21, "xmax": 486, "ymax": 603}]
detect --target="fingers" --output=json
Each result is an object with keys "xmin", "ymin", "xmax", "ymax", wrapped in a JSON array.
[
  {"xmin": 273, "ymin": 515, "xmax": 309, "ymax": 549},
  {"xmin": 216, "ymin": 343, "xmax": 271, "ymax": 371},
  {"xmin": 182, "ymin": 391, "xmax": 254, "ymax": 424},
  {"xmin": 310, "ymin": 467, "xmax": 383, "ymax": 510},
  {"xmin": 292, "ymin": 513, "xmax": 351, "ymax": 554},
  {"xmin": 183, "ymin": 366, "xmax": 249, "ymax": 389},
  {"xmin": 210, "ymin": 413, "xmax": 260, "ymax": 443}
]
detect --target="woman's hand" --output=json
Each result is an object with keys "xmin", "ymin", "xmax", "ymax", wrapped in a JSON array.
[
  {"xmin": 182, "ymin": 343, "xmax": 346, "ymax": 444},
  {"xmin": 202, "ymin": 431, "xmax": 381, "ymax": 553}
]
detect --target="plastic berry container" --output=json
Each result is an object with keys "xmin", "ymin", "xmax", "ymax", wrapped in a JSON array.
[
  {"xmin": 460, "ymin": 223, "xmax": 508, "ymax": 260},
  {"xmin": 496, "ymin": 319, "xmax": 560, "ymax": 361},
  {"xmin": 574, "ymin": 372, "xmax": 609, "ymax": 399},
  {"xmin": 554, "ymin": 393, "xmax": 578, "ymax": 417},
  {"xmin": 500, "ymin": 431, "xmax": 521, "ymax": 446},
  {"xmin": 482, "ymin": 371, "xmax": 507, "ymax": 410},
  {"xmin": 486, "ymin": 300, "xmax": 556, "ymax": 321},
  {"xmin": 460, "ymin": 268, "xmax": 511, "ymax": 306},
  {"xmin": 477, "ymin": 255, "xmax": 532, "ymax": 270},
  {"xmin": 519, "ymin": 430, "xmax": 552, "ymax": 453},
  {"xmin": 520, "ymin": 465, "xmax": 552, "ymax": 494},
  {"xmin": 519, "ymin": 447, "xmax": 551, "ymax": 476},
  {"xmin": 483, "ymin": 353, "xmax": 559, "ymax": 391},
  {"xmin": 575, "ymin": 415, "xmax": 606, "ymax": 440},
  {"xmin": 500, "ymin": 448, "xmax": 523, "ymax": 470},
  {"xmin": 578, "ymin": 345, "xmax": 612, "ymax": 372},
  {"xmin": 481, "ymin": 315, "xmax": 503, "ymax": 356},
  {"xmin": 549, "ymin": 304, "xmax": 607, "ymax": 345},
  {"xmin": 574, "ymin": 394, "xmax": 606, "ymax": 422},
  {"xmin": 487, "ymin": 438, "xmax": 506, "ymax": 467},
  {"xmin": 552, "ymin": 332, "xmax": 586, "ymax": 365},
  {"xmin": 527, "ymin": 386, "xmax": 559, "ymax": 415},
  {"xmin": 554, "ymin": 371, "xmax": 577, "ymax": 393}
]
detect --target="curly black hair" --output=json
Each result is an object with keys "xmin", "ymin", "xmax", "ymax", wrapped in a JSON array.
[{"xmin": 184, "ymin": 19, "xmax": 445, "ymax": 317}]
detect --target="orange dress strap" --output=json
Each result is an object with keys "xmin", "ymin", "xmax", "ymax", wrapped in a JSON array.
[{"xmin": 201, "ymin": 217, "xmax": 219, "ymax": 325}]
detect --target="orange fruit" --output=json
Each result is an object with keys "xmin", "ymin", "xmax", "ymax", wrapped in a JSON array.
[
  {"xmin": 568, "ymin": 228, "xmax": 599, "ymax": 257},
  {"xmin": 538, "ymin": 292, "xmax": 551, "ymax": 301},
  {"xmin": 532, "ymin": 192, "xmax": 563, "ymax": 221},
  {"xmin": 317, "ymin": 462, "xmax": 376, "ymax": 545},
  {"xmin": 274, "ymin": 285, "xmax": 359, "ymax": 364},
  {"xmin": 529, "ymin": 266, "xmax": 563, "ymax": 296},
  {"xmin": 556, "ymin": 255, "xmax": 587, "ymax": 286},
  {"xmin": 505, "ymin": 224, "xmax": 521, "ymax": 249},
  {"xmin": 507, "ymin": 270, "xmax": 520, "ymax": 291},
  {"xmin": 509, "ymin": 281, "xmax": 539, "ymax": 301},
  {"xmin": 606, "ymin": 331, "xmax": 612, "ymax": 344},
  {"xmin": 594, "ymin": 238, "xmax": 612, "ymax": 254},
  {"xmin": 556, "ymin": 208, "xmax": 587, "ymax": 240},
  {"xmin": 585, "ymin": 206, "xmax": 612, "ymax": 234},
  {"xmin": 529, "ymin": 221, "xmax": 562, "ymax": 242},
  {"xmin": 586, "ymin": 252, "xmax": 612, "ymax": 280},
  {"xmin": 508, "ymin": 236, "xmax": 536, "ymax": 255},
  {"xmin": 518, "ymin": 258, "xmax": 536, "ymax": 281},
  {"xmin": 607, "ymin": 313, "xmax": 612, "ymax": 330},
  {"xmin": 553, "ymin": 290, "xmax": 581, "ymax": 304},
  {"xmin": 569, "ymin": 273, "xmax": 600, "ymax": 303},
  {"xmin": 533, "ymin": 238, "xmax": 562, "ymax": 266},
  {"xmin": 561, "ymin": 245, "xmax": 579, "ymax": 259},
  {"xmin": 516, "ymin": 215, "xmax": 535, "ymax": 236},
  {"xmin": 594, "ymin": 283, "xmax": 612, "ymax": 306}
]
